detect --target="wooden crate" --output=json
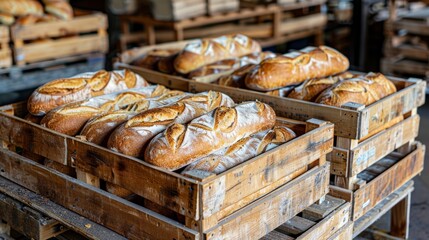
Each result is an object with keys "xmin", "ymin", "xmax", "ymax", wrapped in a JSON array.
[
  {"xmin": 11, "ymin": 11, "xmax": 108, "ymax": 65},
  {"xmin": 329, "ymin": 143, "xmax": 424, "ymax": 221},
  {"xmin": 261, "ymin": 195, "xmax": 352, "ymax": 240},
  {"xmin": 353, "ymin": 180, "xmax": 414, "ymax": 239},
  {"xmin": 207, "ymin": 0, "xmax": 240, "ymax": 15},
  {"xmin": 0, "ymin": 26, "xmax": 12, "ymax": 69},
  {"xmin": 151, "ymin": 0, "xmax": 207, "ymax": 21},
  {"xmin": 381, "ymin": 56, "xmax": 429, "ymax": 80},
  {"xmin": 0, "ymin": 98, "xmax": 333, "ymax": 239}
]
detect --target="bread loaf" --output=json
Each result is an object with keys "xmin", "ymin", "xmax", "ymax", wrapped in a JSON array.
[
  {"xmin": 287, "ymin": 72, "xmax": 355, "ymax": 101},
  {"xmin": 266, "ymin": 86, "xmax": 296, "ymax": 97},
  {"xmin": 218, "ymin": 64, "xmax": 257, "ymax": 88},
  {"xmin": 245, "ymin": 46, "xmax": 350, "ymax": 91},
  {"xmin": 174, "ymin": 34, "xmax": 261, "ymax": 74},
  {"xmin": 28, "ymin": 70, "xmax": 149, "ymax": 116},
  {"xmin": 0, "ymin": 13, "xmax": 14, "ymax": 25},
  {"xmin": 315, "ymin": 73, "xmax": 397, "ymax": 107},
  {"xmin": 41, "ymin": 85, "xmax": 169, "ymax": 135},
  {"xmin": 107, "ymin": 91, "xmax": 235, "ymax": 158},
  {"xmin": 43, "ymin": 0, "xmax": 73, "ymax": 20},
  {"xmin": 157, "ymin": 53, "xmax": 178, "ymax": 74},
  {"xmin": 145, "ymin": 101, "xmax": 276, "ymax": 170},
  {"xmin": 78, "ymin": 91, "xmax": 188, "ymax": 146},
  {"xmin": 188, "ymin": 51, "xmax": 276, "ymax": 79},
  {"xmin": 132, "ymin": 49, "xmax": 181, "ymax": 71},
  {"xmin": 182, "ymin": 126, "xmax": 295, "ymax": 174},
  {"xmin": 0, "ymin": 0, "xmax": 43, "ymax": 16}
]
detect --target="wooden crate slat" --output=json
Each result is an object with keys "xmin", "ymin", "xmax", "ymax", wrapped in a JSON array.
[
  {"xmin": 204, "ymin": 163, "xmax": 330, "ymax": 240},
  {"xmin": 15, "ymin": 35, "xmax": 108, "ymax": 65},
  {"xmin": 327, "ymin": 221, "xmax": 353, "ymax": 240},
  {"xmin": 301, "ymin": 195, "xmax": 346, "ymax": 221},
  {"xmin": 277, "ymin": 216, "xmax": 316, "ymax": 236},
  {"xmin": 0, "ymin": 148, "xmax": 199, "ymax": 240},
  {"xmin": 352, "ymin": 143, "xmax": 424, "ymax": 220},
  {"xmin": 11, "ymin": 13, "xmax": 108, "ymax": 41},
  {"xmin": 71, "ymin": 138, "xmax": 201, "ymax": 219}
]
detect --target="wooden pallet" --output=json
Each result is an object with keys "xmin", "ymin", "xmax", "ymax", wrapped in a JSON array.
[
  {"xmin": 119, "ymin": 0, "xmax": 326, "ymax": 50},
  {"xmin": 329, "ymin": 143, "xmax": 424, "ymax": 221},
  {"xmin": 261, "ymin": 195, "xmax": 352, "ymax": 240},
  {"xmin": 0, "ymin": 98, "xmax": 333, "ymax": 239},
  {"xmin": 353, "ymin": 180, "xmax": 414, "ymax": 239},
  {"xmin": 11, "ymin": 11, "xmax": 108, "ymax": 65},
  {"xmin": 381, "ymin": 56, "xmax": 429, "ymax": 80}
]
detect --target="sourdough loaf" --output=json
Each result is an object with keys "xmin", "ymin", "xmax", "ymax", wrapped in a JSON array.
[
  {"xmin": 183, "ymin": 126, "xmax": 295, "ymax": 174},
  {"xmin": 315, "ymin": 73, "xmax": 397, "ymax": 107},
  {"xmin": 245, "ymin": 46, "xmax": 349, "ymax": 91},
  {"xmin": 40, "ymin": 85, "xmax": 169, "ymax": 135},
  {"xmin": 144, "ymin": 101, "xmax": 276, "ymax": 170},
  {"xmin": 107, "ymin": 91, "xmax": 234, "ymax": 158},
  {"xmin": 28, "ymin": 70, "xmax": 149, "ymax": 116},
  {"xmin": 174, "ymin": 34, "xmax": 261, "ymax": 74}
]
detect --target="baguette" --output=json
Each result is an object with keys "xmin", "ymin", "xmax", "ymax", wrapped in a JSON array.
[
  {"xmin": 0, "ymin": 0, "xmax": 43, "ymax": 16},
  {"xmin": 107, "ymin": 91, "xmax": 235, "ymax": 158},
  {"xmin": 245, "ymin": 46, "xmax": 350, "ymax": 91},
  {"xmin": 78, "ymin": 91, "xmax": 188, "ymax": 146},
  {"xmin": 145, "ymin": 101, "xmax": 276, "ymax": 170},
  {"xmin": 287, "ymin": 72, "xmax": 355, "ymax": 101},
  {"xmin": 182, "ymin": 126, "xmax": 296, "ymax": 174},
  {"xmin": 43, "ymin": 0, "xmax": 73, "ymax": 20},
  {"xmin": 174, "ymin": 34, "xmax": 261, "ymax": 74},
  {"xmin": 41, "ymin": 85, "xmax": 169, "ymax": 136},
  {"xmin": 217, "ymin": 64, "xmax": 257, "ymax": 88},
  {"xmin": 28, "ymin": 70, "xmax": 149, "ymax": 116},
  {"xmin": 132, "ymin": 49, "xmax": 181, "ymax": 71},
  {"xmin": 315, "ymin": 72, "xmax": 397, "ymax": 107}
]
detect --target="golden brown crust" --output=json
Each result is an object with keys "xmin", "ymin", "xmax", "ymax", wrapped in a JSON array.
[
  {"xmin": 43, "ymin": 0, "xmax": 73, "ymax": 20},
  {"xmin": 315, "ymin": 72, "xmax": 397, "ymax": 107},
  {"xmin": 245, "ymin": 46, "xmax": 350, "ymax": 91},
  {"xmin": 144, "ymin": 101, "xmax": 276, "ymax": 170},
  {"xmin": 0, "ymin": 0, "xmax": 43, "ymax": 16},
  {"xmin": 218, "ymin": 64, "xmax": 257, "ymax": 88},
  {"xmin": 0, "ymin": 13, "xmax": 14, "ymax": 25},
  {"xmin": 132, "ymin": 49, "xmax": 180, "ymax": 71},
  {"xmin": 27, "ymin": 70, "xmax": 149, "ymax": 116},
  {"xmin": 174, "ymin": 34, "xmax": 261, "ymax": 74},
  {"xmin": 182, "ymin": 126, "xmax": 295, "ymax": 174},
  {"xmin": 287, "ymin": 72, "xmax": 355, "ymax": 101},
  {"xmin": 107, "ymin": 91, "xmax": 235, "ymax": 158}
]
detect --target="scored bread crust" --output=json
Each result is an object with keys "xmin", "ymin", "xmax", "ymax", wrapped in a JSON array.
[
  {"xmin": 287, "ymin": 72, "xmax": 356, "ymax": 101},
  {"xmin": 245, "ymin": 46, "xmax": 350, "ymax": 91},
  {"xmin": 182, "ymin": 126, "xmax": 296, "ymax": 174},
  {"xmin": 0, "ymin": 0, "xmax": 44, "ymax": 16},
  {"xmin": 28, "ymin": 70, "xmax": 149, "ymax": 116},
  {"xmin": 43, "ymin": 0, "xmax": 73, "ymax": 20},
  {"xmin": 40, "ymin": 85, "xmax": 169, "ymax": 136},
  {"xmin": 174, "ymin": 34, "xmax": 261, "ymax": 74},
  {"xmin": 107, "ymin": 91, "xmax": 235, "ymax": 158},
  {"xmin": 315, "ymin": 72, "xmax": 397, "ymax": 107},
  {"xmin": 144, "ymin": 101, "xmax": 276, "ymax": 170},
  {"xmin": 78, "ymin": 91, "xmax": 188, "ymax": 146}
]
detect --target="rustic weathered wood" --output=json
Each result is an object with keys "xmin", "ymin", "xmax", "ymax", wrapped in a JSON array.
[
  {"xmin": 302, "ymin": 195, "xmax": 345, "ymax": 221},
  {"xmin": 204, "ymin": 164, "xmax": 330, "ymax": 240},
  {"xmin": 277, "ymin": 216, "xmax": 316, "ymax": 235},
  {"xmin": 390, "ymin": 193, "xmax": 410, "ymax": 238},
  {"xmin": 0, "ymin": 148, "xmax": 199, "ymax": 240},
  {"xmin": 0, "ymin": 192, "xmax": 67, "ymax": 240},
  {"xmin": 353, "ymin": 181, "xmax": 414, "ymax": 238},
  {"xmin": 328, "ymin": 185, "xmax": 353, "ymax": 202},
  {"xmin": 352, "ymin": 143, "xmax": 424, "ymax": 220},
  {"xmin": 327, "ymin": 221, "xmax": 353, "ymax": 240}
]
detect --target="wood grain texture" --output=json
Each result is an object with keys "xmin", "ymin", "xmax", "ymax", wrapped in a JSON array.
[
  {"xmin": 0, "ymin": 148, "xmax": 199, "ymax": 240},
  {"xmin": 352, "ymin": 143, "xmax": 424, "ymax": 220},
  {"xmin": 204, "ymin": 164, "xmax": 330, "ymax": 240}
]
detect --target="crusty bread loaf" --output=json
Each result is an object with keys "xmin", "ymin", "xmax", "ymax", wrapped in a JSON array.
[
  {"xmin": 287, "ymin": 72, "xmax": 355, "ymax": 101},
  {"xmin": 174, "ymin": 34, "xmax": 261, "ymax": 74},
  {"xmin": 41, "ymin": 85, "xmax": 169, "ymax": 136},
  {"xmin": 0, "ymin": 13, "xmax": 14, "ymax": 25},
  {"xmin": 188, "ymin": 51, "xmax": 276, "ymax": 79},
  {"xmin": 245, "ymin": 46, "xmax": 350, "ymax": 91},
  {"xmin": 28, "ymin": 70, "xmax": 149, "ymax": 116},
  {"xmin": 0, "ymin": 0, "xmax": 43, "ymax": 16},
  {"xmin": 132, "ymin": 49, "xmax": 181, "ymax": 71},
  {"xmin": 107, "ymin": 91, "xmax": 235, "ymax": 158},
  {"xmin": 24, "ymin": 113, "xmax": 43, "ymax": 124},
  {"xmin": 266, "ymin": 86, "xmax": 296, "ymax": 97},
  {"xmin": 43, "ymin": 0, "xmax": 73, "ymax": 20},
  {"xmin": 145, "ymin": 101, "xmax": 276, "ymax": 170},
  {"xmin": 157, "ymin": 53, "xmax": 178, "ymax": 74},
  {"xmin": 315, "ymin": 72, "xmax": 397, "ymax": 107},
  {"xmin": 78, "ymin": 91, "xmax": 188, "ymax": 146},
  {"xmin": 218, "ymin": 64, "xmax": 257, "ymax": 88},
  {"xmin": 182, "ymin": 126, "xmax": 295, "ymax": 174}
]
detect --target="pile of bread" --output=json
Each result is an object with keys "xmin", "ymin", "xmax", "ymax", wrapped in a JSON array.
[
  {"xmin": 132, "ymin": 34, "xmax": 398, "ymax": 107},
  {"xmin": 0, "ymin": 0, "xmax": 73, "ymax": 26},
  {"xmin": 26, "ymin": 69, "xmax": 297, "ymax": 173}
]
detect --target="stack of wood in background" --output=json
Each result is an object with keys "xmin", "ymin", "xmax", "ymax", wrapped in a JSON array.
[
  {"xmin": 119, "ymin": 0, "xmax": 326, "ymax": 51},
  {"xmin": 382, "ymin": 1, "xmax": 429, "ymax": 86}
]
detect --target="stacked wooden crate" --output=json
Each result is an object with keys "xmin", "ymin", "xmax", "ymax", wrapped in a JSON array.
[
  {"xmin": 116, "ymin": 41, "xmax": 427, "ymax": 239},
  {"xmin": 382, "ymin": 6, "xmax": 429, "ymax": 83},
  {"xmin": 119, "ymin": 0, "xmax": 326, "ymax": 51}
]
